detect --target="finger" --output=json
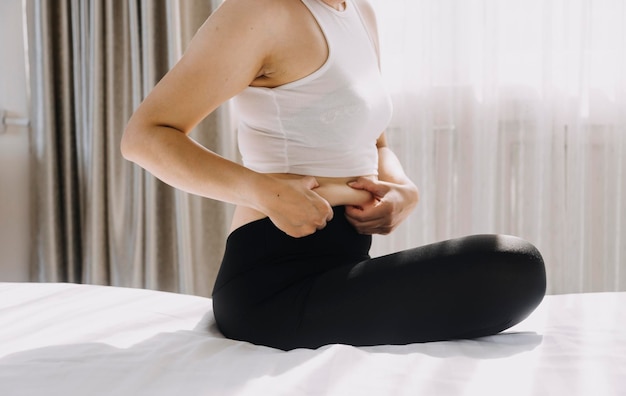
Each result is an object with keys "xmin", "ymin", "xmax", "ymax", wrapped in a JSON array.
[
  {"xmin": 344, "ymin": 205, "xmax": 366, "ymax": 222},
  {"xmin": 349, "ymin": 178, "xmax": 390, "ymax": 198},
  {"xmin": 325, "ymin": 206, "xmax": 334, "ymax": 222},
  {"xmin": 345, "ymin": 204, "xmax": 393, "ymax": 232},
  {"xmin": 316, "ymin": 202, "xmax": 333, "ymax": 224},
  {"xmin": 345, "ymin": 202, "xmax": 386, "ymax": 222},
  {"xmin": 346, "ymin": 213, "xmax": 385, "ymax": 229},
  {"xmin": 302, "ymin": 175, "xmax": 320, "ymax": 190},
  {"xmin": 347, "ymin": 176, "xmax": 372, "ymax": 190},
  {"xmin": 313, "ymin": 191, "xmax": 334, "ymax": 222},
  {"xmin": 314, "ymin": 206, "xmax": 332, "ymax": 229}
]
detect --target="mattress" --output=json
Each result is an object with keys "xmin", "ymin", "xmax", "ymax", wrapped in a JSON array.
[{"xmin": 0, "ymin": 282, "xmax": 624, "ymax": 395}]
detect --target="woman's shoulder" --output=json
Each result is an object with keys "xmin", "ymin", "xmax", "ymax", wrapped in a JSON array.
[
  {"xmin": 352, "ymin": 0, "xmax": 376, "ymax": 14},
  {"xmin": 352, "ymin": 0, "xmax": 380, "ymax": 55},
  {"xmin": 203, "ymin": 0, "xmax": 301, "ymax": 41},
  {"xmin": 352, "ymin": 0, "xmax": 378, "ymax": 22},
  {"xmin": 217, "ymin": 0, "xmax": 303, "ymax": 19}
]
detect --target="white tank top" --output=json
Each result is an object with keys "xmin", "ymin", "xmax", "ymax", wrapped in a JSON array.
[{"xmin": 233, "ymin": 0, "xmax": 393, "ymax": 177}]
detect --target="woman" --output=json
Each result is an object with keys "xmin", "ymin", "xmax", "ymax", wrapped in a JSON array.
[{"xmin": 122, "ymin": 0, "xmax": 546, "ymax": 350}]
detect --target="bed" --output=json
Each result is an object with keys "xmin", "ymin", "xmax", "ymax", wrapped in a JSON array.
[{"xmin": 0, "ymin": 282, "xmax": 624, "ymax": 395}]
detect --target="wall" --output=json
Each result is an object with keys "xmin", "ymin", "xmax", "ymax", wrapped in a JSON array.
[{"xmin": 0, "ymin": 0, "xmax": 30, "ymax": 281}]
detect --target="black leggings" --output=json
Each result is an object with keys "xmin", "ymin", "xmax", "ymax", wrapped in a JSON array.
[{"xmin": 212, "ymin": 206, "xmax": 546, "ymax": 351}]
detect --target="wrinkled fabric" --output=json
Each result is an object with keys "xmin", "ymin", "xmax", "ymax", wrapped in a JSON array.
[{"xmin": 1, "ymin": 282, "xmax": 624, "ymax": 396}]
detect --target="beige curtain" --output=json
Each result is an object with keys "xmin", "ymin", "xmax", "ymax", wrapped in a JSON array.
[
  {"xmin": 25, "ymin": 0, "xmax": 234, "ymax": 297},
  {"xmin": 27, "ymin": 0, "xmax": 625, "ymax": 298}
]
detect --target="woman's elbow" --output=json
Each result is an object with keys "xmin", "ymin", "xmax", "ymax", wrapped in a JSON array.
[{"xmin": 120, "ymin": 119, "xmax": 144, "ymax": 162}]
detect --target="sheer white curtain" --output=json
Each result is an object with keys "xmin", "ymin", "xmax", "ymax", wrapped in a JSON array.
[{"xmin": 369, "ymin": 0, "xmax": 626, "ymax": 294}]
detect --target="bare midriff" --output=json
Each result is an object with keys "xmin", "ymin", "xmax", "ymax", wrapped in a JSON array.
[{"xmin": 229, "ymin": 173, "xmax": 376, "ymax": 233}]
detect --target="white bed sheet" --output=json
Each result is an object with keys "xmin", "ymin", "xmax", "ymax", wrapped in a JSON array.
[{"xmin": 0, "ymin": 282, "xmax": 624, "ymax": 396}]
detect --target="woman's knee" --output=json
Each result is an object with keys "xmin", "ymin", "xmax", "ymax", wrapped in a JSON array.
[
  {"xmin": 441, "ymin": 234, "xmax": 546, "ymax": 306},
  {"xmin": 493, "ymin": 235, "xmax": 545, "ymax": 288},
  {"xmin": 485, "ymin": 235, "xmax": 547, "ymax": 314}
]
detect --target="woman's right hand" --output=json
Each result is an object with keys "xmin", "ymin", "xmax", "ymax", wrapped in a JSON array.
[{"xmin": 256, "ymin": 175, "xmax": 334, "ymax": 238}]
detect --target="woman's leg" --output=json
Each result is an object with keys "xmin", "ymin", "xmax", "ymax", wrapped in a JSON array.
[
  {"xmin": 294, "ymin": 234, "xmax": 546, "ymax": 349},
  {"xmin": 212, "ymin": 209, "xmax": 546, "ymax": 350}
]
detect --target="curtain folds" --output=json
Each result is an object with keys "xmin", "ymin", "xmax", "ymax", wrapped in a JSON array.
[
  {"xmin": 26, "ymin": 0, "xmax": 231, "ymax": 297},
  {"xmin": 26, "ymin": 0, "xmax": 626, "ymax": 297},
  {"xmin": 370, "ymin": 0, "xmax": 626, "ymax": 294}
]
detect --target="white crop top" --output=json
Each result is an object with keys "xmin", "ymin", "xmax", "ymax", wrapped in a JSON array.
[{"xmin": 233, "ymin": 0, "xmax": 393, "ymax": 177}]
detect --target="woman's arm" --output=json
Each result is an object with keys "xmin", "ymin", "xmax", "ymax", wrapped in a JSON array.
[
  {"xmin": 121, "ymin": 0, "xmax": 333, "ymax": 237},
  {"xmin": 345, "ymin": 1, "xmax": 419, "ymax": 234}
]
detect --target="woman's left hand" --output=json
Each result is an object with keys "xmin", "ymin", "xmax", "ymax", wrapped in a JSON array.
[{"xmin": 344, "ymin": 177, "xmax": 419, "ymax": 235}]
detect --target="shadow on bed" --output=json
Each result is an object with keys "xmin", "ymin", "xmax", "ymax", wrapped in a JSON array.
[
  {"xmin": 0, "ymin": 311, "xmax": 543, "ymax": 395},
  {"xmin": 196, "ymin": 309, "xmax": 544, "ymax": 359},
  {"xmin": 360, "ymin": 331, "xmax": 543, "ymax": 358}
]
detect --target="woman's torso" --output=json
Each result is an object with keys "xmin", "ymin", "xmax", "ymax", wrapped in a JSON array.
[
  {"xmin": 230, "ymin": 0, "xmax": 385, "ymax": 233},
  {"xmin": 230, "ymin": 174, "xmax": 376, "ymax": 233}
]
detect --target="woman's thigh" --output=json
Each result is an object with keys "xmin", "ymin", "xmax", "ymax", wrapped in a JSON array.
[{"xmin": 296, "ymin": 234, "xmax": 546, "ymax": 348}]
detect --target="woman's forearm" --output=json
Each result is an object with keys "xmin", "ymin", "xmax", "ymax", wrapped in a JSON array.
[
  {"xmin": 120, "ymin": 123, "xmax": 334, "ymax": 237},
  {"xmin": 377, "ymin": 146, "xmax": 418, "ymax": 192},
  {"xmin": 121, "ymin": 123, "xmax": 265, "ymax": 210}
]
